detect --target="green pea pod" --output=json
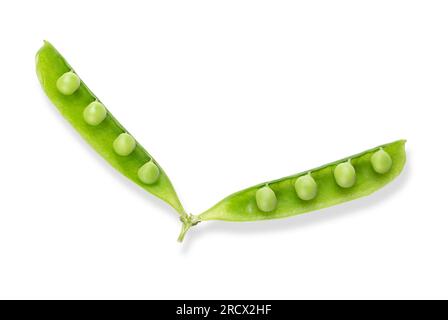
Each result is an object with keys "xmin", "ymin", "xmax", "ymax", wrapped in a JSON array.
[
  {"xmin": 36, "ymin": 42, "xmax": 406, "ymax": 243},
  {"xmin": 36, "ymin": 41, "xmax": 185, "ymax": 215},
  {"xmin": 179, "ymin": 140, "xmax": 406, "ymax": 241}
]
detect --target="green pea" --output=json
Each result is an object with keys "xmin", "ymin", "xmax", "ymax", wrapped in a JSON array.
[
  {"xmin": 56, "ymin": 71, "xmax": 80, "ymax": 95},
  {"xmin": 334, "ymin": 161, "xmax": 356, "ymax": 188},
  {"xmin": 295, "ymin": 173, "xmax": 318, "ymax": 200},
  {"xmin": 83, "ymin": 101, "xmax": 107, "ymax": 126},
  {"xmin": 138, "ymin": 161, "xmax": 160, "ymax": 185},
  {"xmin": 371, "ymin": 148, "xmax": 392, "ymax": 174},
  {"xmin": 256, "ymin": 185, "xmax": 277, "ymax": 212},
  {"xmin": 113, "ymin": 133, "xmax": 136, "ymax": 156}
]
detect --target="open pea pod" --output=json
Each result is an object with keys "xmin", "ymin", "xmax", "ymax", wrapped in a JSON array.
[
  {"xmin": 179, "ymin": 140, "xmax": 406, "ymax": 241},
  {"xmin": 36, "ymin": 41, "xmax": 185, "ymax": 215},
  {"xmin": 36, "ymin": 42, "xmax": 406, "ymax": 243}
]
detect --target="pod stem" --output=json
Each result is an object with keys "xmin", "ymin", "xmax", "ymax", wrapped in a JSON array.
[{"xmin": 177, "ymin": 214, "xmax": 200, "ymax": 242}]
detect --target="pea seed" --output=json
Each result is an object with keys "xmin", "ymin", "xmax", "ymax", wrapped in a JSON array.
[
  {"xmin": 138, "ymin": 161, "xmax": 160, "ymax": 185},
  {"xmin": 113, "ymin": 133, "xmax": 136, "ymax": 156},
  {"xmin": 334, "ymin": 161, "xmax": 356, "ymax": 188},
  {"xmin": 371, "ymin": 148, "xmax": 392, "ymax": 174},
  {"xmin": 295, "ymin": 173, "xmax": 318, "ymax": 200},
  {"xmin": 256, "ymin": 185, "xmax": 277, "ymax": 212},
  {"xmin": 83, "ymin": 101, "xmax": 107, "ymax": 126},
  {"xmin": 56, "ymin": 71, "xmax": 80, "ymax": 95}
]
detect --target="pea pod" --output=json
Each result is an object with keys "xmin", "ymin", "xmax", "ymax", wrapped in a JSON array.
[
  {"xmin": 36, "ymin": 41, "xmax": 185, "ymax": 215},
  {"xmin": 36, "ymin": 42, "xmax": 406, "ymax": 243},
  {"xmin": 178, "ymin": 140, "xmax": 406, "ymax": 241}
]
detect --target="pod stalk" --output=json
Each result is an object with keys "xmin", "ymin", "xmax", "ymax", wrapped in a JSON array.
[{"xmin": 177, "ymin": 214, "xmax": 200, "ymax": 242}]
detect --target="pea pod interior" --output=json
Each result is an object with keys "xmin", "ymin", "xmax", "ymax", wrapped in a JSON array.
[
  {"xmin": 198, "ymin": 140, "xmax": 406, "ymax": 222},
  {"xmin": 36, "ymin": 41, "xmax": 185, "ymax": 215}
]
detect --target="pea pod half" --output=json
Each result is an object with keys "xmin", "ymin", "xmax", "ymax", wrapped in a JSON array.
[
  {"xmin": 179, "ymin": 140, "xmax": 406, "ymax": 241},
  {"xmin": 36, "ymin": 41, "xmax": 185, "ymax": 215}
]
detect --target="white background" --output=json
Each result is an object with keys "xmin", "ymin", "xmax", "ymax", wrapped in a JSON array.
[{"xmin": 0, "ymin": 0, "xmax": 447, "ymax": 299}]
